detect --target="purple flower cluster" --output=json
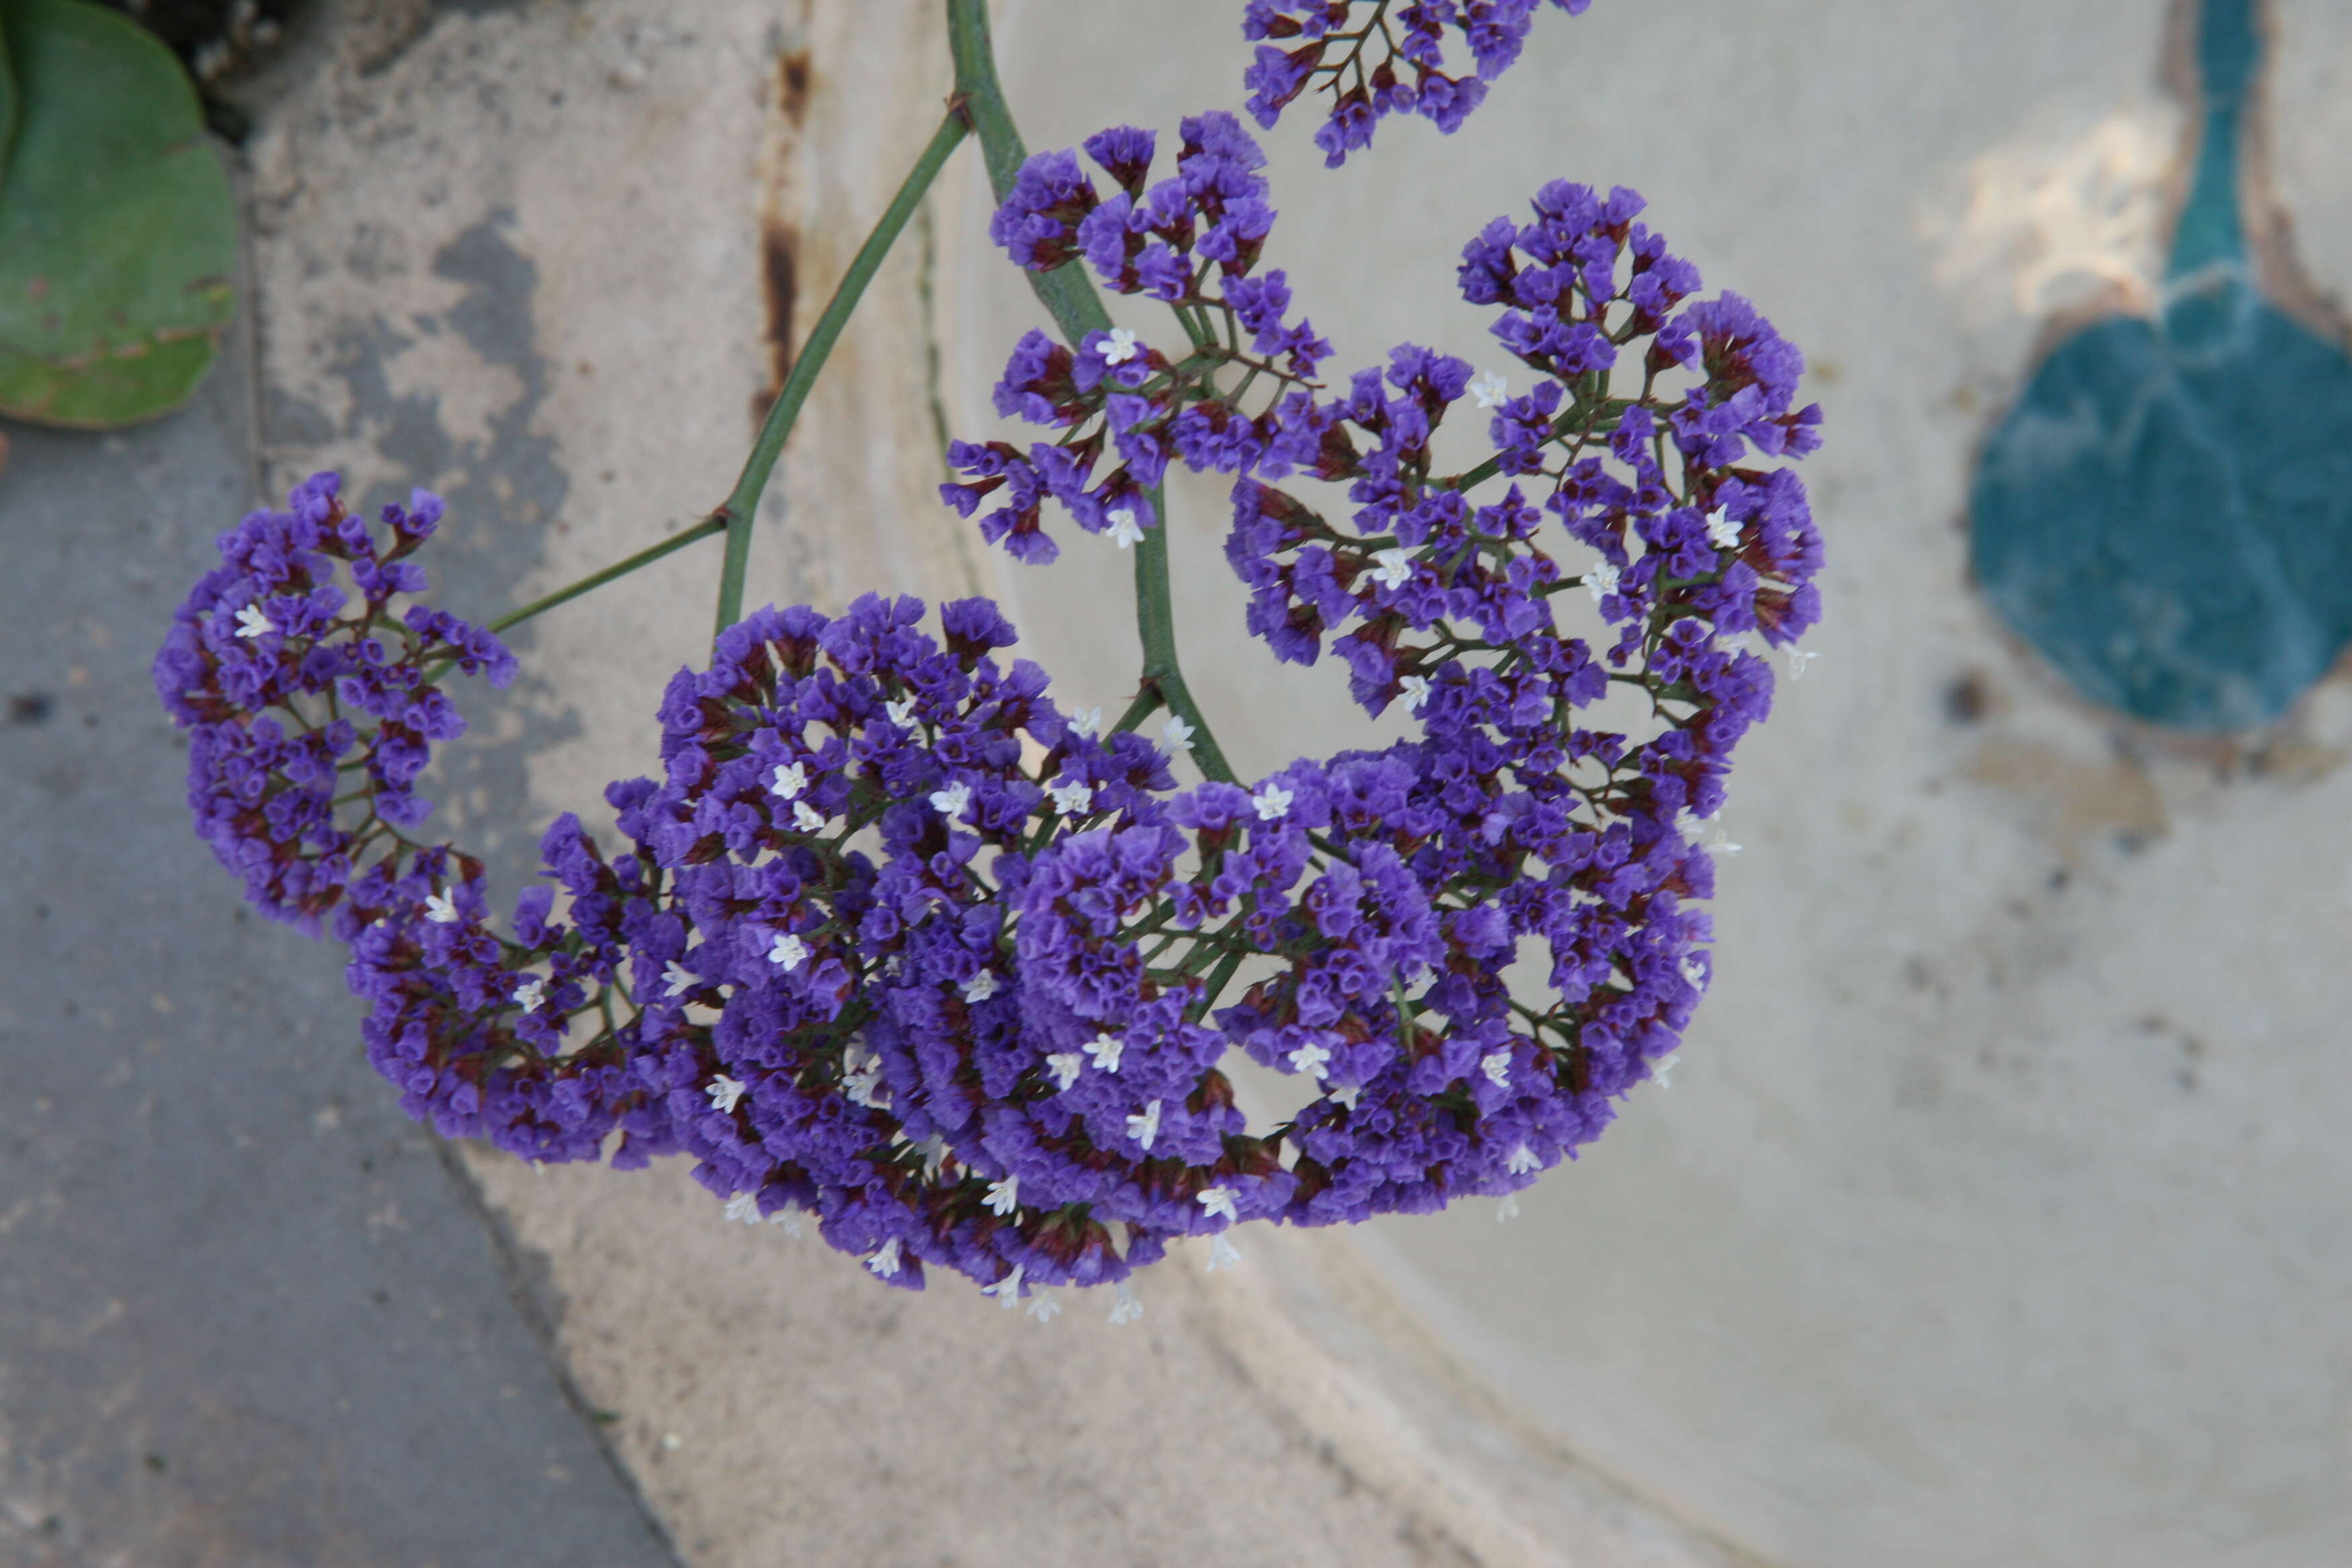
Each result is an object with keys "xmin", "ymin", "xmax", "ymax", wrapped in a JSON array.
[
  {"xmin": 158, "ymin": 107, "xmax": 1823, "ymax": 1313},
  {"xmin": 155, "ymin": 478, "xmax": 679, "ymax": 1167},
  {"xmin": 1242, "ymin": 0, "xmax": 1594, "ymax": 166},
  {"xmin": 950, "ymin": 113, "xmax": 1333, "ymax": 565},
  {"xmin": 930, "ymin": 117, "xmax": 1822, "ymax": 1266}
]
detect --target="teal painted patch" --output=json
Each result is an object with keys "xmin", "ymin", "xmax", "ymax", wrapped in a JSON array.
[{"xmin": 1969, "ymin": 0, "xmax": 2352, "ymax": 731}]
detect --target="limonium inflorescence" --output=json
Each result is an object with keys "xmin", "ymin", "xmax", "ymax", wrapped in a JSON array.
[
  {"xmin": 1242, "ymin": 0, "xmax": 1595, "ymax": 166},
  {"xmin": 156, "ymin": 104, "xmax": 1820, "ymax": 1320}
]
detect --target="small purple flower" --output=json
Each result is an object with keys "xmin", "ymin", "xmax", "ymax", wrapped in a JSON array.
[{"xmin": 1242, "ymin": 0, "xmax": 1596, "ymax": 165}]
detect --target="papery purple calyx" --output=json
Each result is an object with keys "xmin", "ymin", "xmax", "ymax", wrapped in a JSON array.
[{"xmin": 1242, "ymin": 0, "xmax": 1595, "ymax": 166}]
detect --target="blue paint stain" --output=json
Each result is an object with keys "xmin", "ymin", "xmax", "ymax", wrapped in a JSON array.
[{"xmin": 1969, "ymin": 0, "xmax": 2352, "ymax": 730}]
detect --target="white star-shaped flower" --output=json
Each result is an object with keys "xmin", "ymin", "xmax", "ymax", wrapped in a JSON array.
[
  {"xmin": 768, "ymin": 932, "xmax": 809, "ymax": 971},
  {"xmin": 885, "ymin": 696, "xmax": 917, "ymax": 728},
  {"xmin": 705, "ymin": 1074, "xmax": 746, "ymax": 1114},
  {"xmin": 233, "ymin": 604, "xmax": 274, "ymax": 639},
  {"xmin": 843, "ymin": 1059, "xmax": 889, "ymax": 1108},
  {"xmin": 1652, "ymin": 1053, "xmax": 1679, "ymax": 1089},
  {"xmin": 512, "ymin": 977, "xmax": 546, "ymax": 1014},
  {"xmin": 1785, "ymin": 646, "xmax": 1820, "ymax": 681},
  {"xmin": 724, "ymin": 1192, "xmax": 760, "ymax": 1224},
  {"xmin": 1126, "ymin": 1098, "xmax": 1161, "ymax": 1152},
  {"xmin": 1679, "ymin": 953, "xmax": 1708, "ymax": 989},
  {"xmin": 1709, "ymin": 830, "xmax": 1744, "ymax": 858},
  {"xmin": 1584, "ymin": 560, "xmax": 1622, "ymax": 607},
  {"xmin": 1068, "ymin": 706, "xmax": 1102, "ymax": 738},
  {"xmin": 1025, "ymin": 1289, "xmax": 1061, "ymax": 1323},
  {"xmin": 1481, "ymin": 1050, "xmax": 1512, "ymax": 1089},
  {"xmin": 1704, "ymin": 505, "xmax": 1741, "ymax": 550},
  {"xmin": 1496, "ymin": 1193, "xmax": 1522, "ymax": 1223},
  {"xmin": 963, "ymin": 969, "xmax": 1001, "ymax": 1004},
  {"xmin": 1506, "ymin": 1143, "xmax": 1540, "ymax": 1176},
  {"xmin": 791, "ymin": 799, "xmax": 829, "ymax": 834},
  {"xmin": 1469, "ymin": 369, "xmax": 1510, "ymax": 409},
  {"xmin": 1109, "ymin": 1279, "xmax": 1143, "ymax": 1325},
  {"xmin": 930, "ymin": 780, "xmax": 972, "ymax": 820},
  {"xmin": 1287, "ymin": 1040, "xmax": 1332, "ymax": 1077},
  {"xmin": 1048, "ymin": 779, "xmax": 1094, "ymax": 815},
  {"xmin": 1367, "ymin": 548, "xmax": 1414, "ymax": 590},
  {"xmin": 1399, "ymin": 675, "xmax": 1432, "ymax": 713},
  {"xmin": 769, "ymin": 761, "xmax": 808, "ymax": 800},
  {"xmin": 1046, "ymin": 1052, "xmax": 1084, "ymax": 1091},
  {"xmin": 984, "ymin": 1175, "xmax": 1020, "ymax": 1216},
  {"xmin": 1251, "ymin": 783, "xmax": 1293, "ymax": 821},
  {"xmin": 983, "ymin": 1263, "xmax": 1026, "ymax": 1306},
  {"xmin": 424, "ymin": 891, "xmax": 459, "ymax": 924},
  {"xmin": 1085, "ymin": 1034, "xmax": 1124, "ymax": 1074},
  {"xmin": 769, "ymin": 1208, "xmax": 803, "ymax": 1237},
  {"xmin": 1099, "ymin": 327, "xmax": 1140, "ymax": 365},
  {"xmin": 1197, "ymin": 1186, "xmax": 1238, "ymax": 1224},
  {"xmin": 1330, "ymin": 1084, "xmax": 1362, "ymax": 1112},
  {"xmin": 662, "ymin": 959, "xmax": 696, "ymax": 997},
  {"xmin": 1106, "ymin": 507, "xmax": 1145, "ymax": 550},
  {"xmin": 1206, "ymin": 1234, "xmax": 1243, "ymax": 1272},
  {"xmin": 867, "ymin": 1236, "xmax": 903, "ymax": 1277},
  {"xmin": 916, "ymin": 1137, "xmax": 949, "ymax": 1179},
  {"xmin": 1159, "ymin": 715, "xmax": 1195, "ymax": 755}
]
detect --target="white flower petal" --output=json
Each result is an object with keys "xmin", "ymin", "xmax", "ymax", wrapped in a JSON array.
[{"xmin": 984, "ymin": 1175, "xmax": 1020, "ymax": 1216}]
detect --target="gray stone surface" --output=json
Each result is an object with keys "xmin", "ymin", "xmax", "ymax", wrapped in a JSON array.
[{"xmin": 0, "ymin": 215, "xmax": 678, "ymax": 1568}]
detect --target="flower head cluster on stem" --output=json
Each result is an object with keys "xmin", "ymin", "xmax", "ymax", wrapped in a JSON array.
[
  {"xmin": 157, "ymin": 106, "xmax": 1820, "ymax": 1312},
  {"xmin": 1241, "ymin": 0, "xmax": 1595, "ymax": 166}
]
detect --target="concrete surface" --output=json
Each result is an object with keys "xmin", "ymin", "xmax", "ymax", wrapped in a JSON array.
[{"xmin": 0, "ymin": 196, "xmax": 679, "ymax": 1566}]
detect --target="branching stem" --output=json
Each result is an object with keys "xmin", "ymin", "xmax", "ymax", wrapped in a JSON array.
[{"xmin": 947, "ymin": 0, "xmax": 1238, "ymax": 785}]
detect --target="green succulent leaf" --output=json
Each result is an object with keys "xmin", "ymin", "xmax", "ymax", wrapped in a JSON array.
[{"xmin": 0, "ymin": 0, "xmax": 237, "ymax": 428}]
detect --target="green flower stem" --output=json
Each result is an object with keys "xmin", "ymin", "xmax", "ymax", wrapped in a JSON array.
[
  {"xmin": 485, "ymin": 513, "xmax": 728, "ymax": 635},
  {"xmin": 711, "ymin": 107, "xmax": 974, "ymax": 638},
  {"xmin": 946, "ymin": 0, "xmax": 1239, "ymax": 785},
  {"xmin": 418, "ymin": 513, "xmax": 730, "ymax": 685}
]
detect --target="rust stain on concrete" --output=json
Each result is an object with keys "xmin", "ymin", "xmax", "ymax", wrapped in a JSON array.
[
  {"xmin": 752, "ymin": 41, "xmax": 814, "ymax": 425},
  {"xmin": 777, "ymin": 48, "xmax": 812, "ymax": 128},
  {"xmin": 752, "ymin": 222, "xmax": 801, "ymax": 424}
]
